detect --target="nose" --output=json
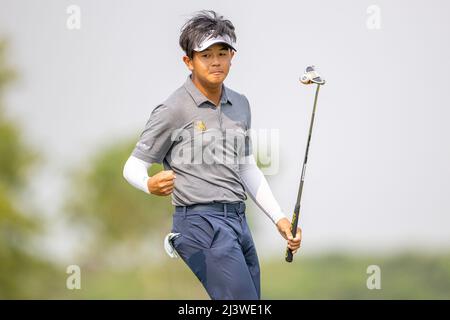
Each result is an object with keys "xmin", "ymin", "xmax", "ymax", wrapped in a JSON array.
[{"xmin": 211, "ymin": 55, "xmax": 221, "ymax": 66}]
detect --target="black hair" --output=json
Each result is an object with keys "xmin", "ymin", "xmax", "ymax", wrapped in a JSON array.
[{"xmin": 179, "ymin": 10, "xmax": 236, "ymax": 59}]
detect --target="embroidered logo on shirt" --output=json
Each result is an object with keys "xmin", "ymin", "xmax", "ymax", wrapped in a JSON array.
[{"xmin": 194, "ymin": 120, "xmax": 207, "ymax": 132}]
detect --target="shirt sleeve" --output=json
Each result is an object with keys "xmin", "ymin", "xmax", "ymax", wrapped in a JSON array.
[
  {"xmin": 242, "ymin": 94, "xmax": 253, "ymax": 157},
  {"xmin": 131, "ymin": 104, "xmax": 177, "ymax": 163}
]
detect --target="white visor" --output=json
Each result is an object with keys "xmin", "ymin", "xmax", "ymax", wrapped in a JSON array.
[{"xmin": 193, "ymin": 34, "xmax": 237, "ymax": 52}]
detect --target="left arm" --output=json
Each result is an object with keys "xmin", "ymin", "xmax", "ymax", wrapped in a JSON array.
[{"xmin": 239, "ymin": 154, "xmax": 302, "ymax": 254}]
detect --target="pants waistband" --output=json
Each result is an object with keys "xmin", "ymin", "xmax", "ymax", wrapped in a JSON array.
[{"xmin": 175, "ymin": 201, "xmax": 246, "ymax": 217}]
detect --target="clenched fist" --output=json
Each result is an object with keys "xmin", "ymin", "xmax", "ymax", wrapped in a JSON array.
[{"xmin": 147, "ymin": 170, "xmax": 176, "ymax": 196}]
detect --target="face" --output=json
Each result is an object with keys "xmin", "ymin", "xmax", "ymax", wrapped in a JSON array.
[{"xmin": 183, "ymin": 43, "xmax": 234, "ymax": 87}]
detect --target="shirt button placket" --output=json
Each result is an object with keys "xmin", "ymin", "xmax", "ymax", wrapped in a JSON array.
[{"xmin": 218, "ymin": 104, "xmax": 223, "ymax": 133}]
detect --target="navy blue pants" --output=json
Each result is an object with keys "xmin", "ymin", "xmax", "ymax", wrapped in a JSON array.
[{"xmin": 171, "ymin": 202, "xmax": 261, "ymax": 300}]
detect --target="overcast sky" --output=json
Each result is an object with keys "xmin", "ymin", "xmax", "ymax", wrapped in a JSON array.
[{"xmin": 1, "ymin": 0, "xmax": 450, "ymax": 259}]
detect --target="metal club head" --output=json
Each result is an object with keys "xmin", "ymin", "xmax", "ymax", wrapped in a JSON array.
[{"xmin": 300, "ymin": 65, "xmax": 326, "ymax": 85}]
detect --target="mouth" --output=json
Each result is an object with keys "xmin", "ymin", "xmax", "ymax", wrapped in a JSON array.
[{"xmin": 210, "ymin": 71, "xmax": 224, "ymax": 75}]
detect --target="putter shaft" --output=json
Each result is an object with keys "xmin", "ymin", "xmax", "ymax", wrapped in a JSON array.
[{"xmin": 285, "ymin": 83, "xmax": 322, "ymax": 263}]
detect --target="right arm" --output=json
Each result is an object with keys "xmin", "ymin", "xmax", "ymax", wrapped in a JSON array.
[
  {"xmin": 123, "ymin": 155, "xmax": 175, "ymax": 196},
  {"xmin": 124, "ymin": 103, "xmax": 178, "ymax": 196}
]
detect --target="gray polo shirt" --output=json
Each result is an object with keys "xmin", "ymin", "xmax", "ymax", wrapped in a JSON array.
[{"xmin": 131, "ymin": 74, "xmax": 252, "ymax": 206}]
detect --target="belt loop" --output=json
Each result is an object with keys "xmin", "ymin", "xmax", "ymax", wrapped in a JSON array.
[
  {"xmin": 183, "ymin": 206, "xmax": 187, "ymax": 219},
  {"xmin": 238, "ymin": 202, "xmax": 244, "ymax": 222},
  {"xmin": 237, "ymin": 208, "xmax": 243, "ymax": 222},
  {"xmin": 224, "ymin": 203, "xmax": 228, "ymax": 218}
]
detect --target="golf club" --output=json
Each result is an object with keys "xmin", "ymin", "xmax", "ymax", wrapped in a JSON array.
[{"xmin": 285, "ymin": 65, "xmax": 326, "ymax": 263}]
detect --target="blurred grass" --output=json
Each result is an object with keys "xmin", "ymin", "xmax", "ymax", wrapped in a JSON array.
[
  {"xmin": 261, "ymin": 253, "xmax": 450, "ymax": 299},
  {"xmin": 51, "ymin": 253, "xmax": 450, "ymax": 300}
]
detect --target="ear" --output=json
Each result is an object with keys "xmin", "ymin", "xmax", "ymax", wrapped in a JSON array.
[
  {"xmin": 229, "ymin": 50, "xmax": 235, "ymax": 66},
  {"xmin": 182, "ymin": 55, "xmax": 194, "ymax": 71}
]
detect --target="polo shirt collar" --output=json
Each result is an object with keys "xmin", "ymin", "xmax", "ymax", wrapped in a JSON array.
[{"xmin": 184, "ymin": 74, "xmax": 233, "ymax": 107}]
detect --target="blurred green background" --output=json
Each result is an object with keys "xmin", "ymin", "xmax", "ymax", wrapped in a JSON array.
[{"xmin": 1, "ymin": 35, "xmax": 449, "ymax": 299}]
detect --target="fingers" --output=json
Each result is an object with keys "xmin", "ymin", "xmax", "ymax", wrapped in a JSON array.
[
  {"xmin": 287, "ymin": 227, "xmax": 302, "ymax": 253},
  {"xmin": 160, "ymin": 170, "xmax": 176, "ymax": 181},
  {"xmin": 157, "ymin": 180, "xmax": 175, "ymax": 189},
  {"xmin": 154, "ymin": 187, "xmax": 173, "ymax": 196},
  {"xmin": 158, "ymin": 170, "xmax": 176, "ymax": 187},
  {"xmin": 286, "ymin": 227, "xmax": 300, "ymax": 243},
  {"xmin": 293, "ymin": 227, "xmax": 302, "ymax": 242},
  {"xmin": 161, "ymin": 185, "xmax": 174, "ymax": 195},
  {"xmin": 285, "ymin": 228, "xmax": 294, "ymax": 241},
  {"xmin": 159, "ymin": 176, "xmax": 175, "ymax": 195}
]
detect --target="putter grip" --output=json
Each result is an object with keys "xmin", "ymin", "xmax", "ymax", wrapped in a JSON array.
[
  {"xmin": 285, "ymin": 209, "xmax": 300, "ymax": 263},
  {"xmin": 285, "ymin": 248, "xmax": 294, "ymax": 263}
]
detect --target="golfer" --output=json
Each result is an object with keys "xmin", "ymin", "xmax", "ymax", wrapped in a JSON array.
[{"xmin": 123, "ymin": 10, "xmax": 301, "ymax": 300}]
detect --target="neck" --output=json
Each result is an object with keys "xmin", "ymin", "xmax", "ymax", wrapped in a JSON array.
[{"xmin": 191, "ymin": 74, "xmax": 222, "ymax": 106}]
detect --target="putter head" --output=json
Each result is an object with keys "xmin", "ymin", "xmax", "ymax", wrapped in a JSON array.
[{"xmin": 300, "ymin": 65, "xmax": 326, "ymax": 85}]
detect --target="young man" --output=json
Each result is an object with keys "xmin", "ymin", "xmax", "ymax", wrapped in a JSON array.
[{"xmin": 123, "ymin": 10, "xmax": 301, "ymax": 300}]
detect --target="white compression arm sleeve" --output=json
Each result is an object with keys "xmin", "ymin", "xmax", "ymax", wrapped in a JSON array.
[
  {"xmin": 123, "ymin": 155, "xmax": 152, "ymax": 194},
  {"xmin": 239, "ymin": 154, "xmax": 287, "ymax": 225}
]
